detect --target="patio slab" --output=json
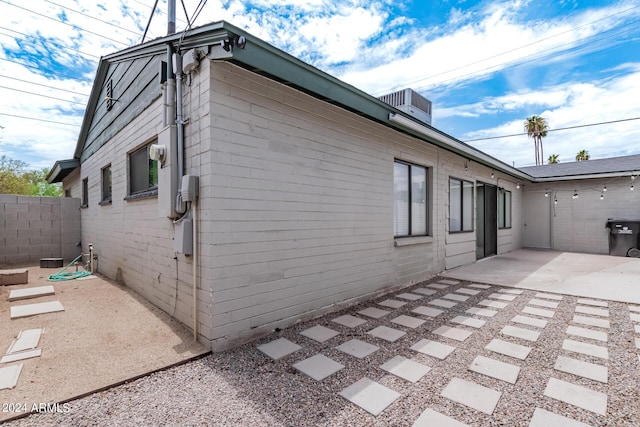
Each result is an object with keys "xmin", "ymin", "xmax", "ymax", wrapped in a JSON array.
[
  {"xmin": 442, "ymin": 293, "xmax": 469, "ymax": 302},
  {"xmin": 332, "ymin": 314, "xmax": 367, "ymax": 328},
  {"xmin": 511, "ymin": 315, "xmax": 548, "ymax": 328},
  {"xmin": 528, "ymin": 298, "xmax": 559, "ymax": 309},
  {"xmin": 554, "ymin": 355, "xmax": 608, "ymax": 383},
  {"xmin": 572, "ymin": 315, "xmax": 610, "ymax": 329},
  {"xmin": 450, "ymin": 315, "xmax": 486, "ymax": 329},
  {"xmin": 529, "ymin": 408, "xmax": 593, "ymax": 427},
  {"xmin": 412, "ymin": 288, "xmax": 437, "ymax": 296},
  {"xmin": 411, "ymin": 339, "xmax": 456, "ymax": 360},
  {"xmin": 380, "ymin": 355, "xmax": 431, "ymax": 383},
  {"xmin": 478, "ymin": 299, "xmax": 508, "ymax": 309},
  {"xmin": 378, "ymin": 299, "xmax": 406, "ymax": 309},
  {"xmin": 433, "ymin": 325, "xmax": 473, "ymax": 342},
  {"xmin": 391, "ymin": 315, "xmax": 426, "ymax": 329},
  {"xmin": 339, "ymin": 377, "xmax": 400, "ymax": 416},
  {"xmin": 544, "ymin": 377, "xmax": 607, "ymax": 415},
  {"xmin": 522, "ymin": 306, "xmax": 555, "ymax": 318},
  {"xmin": 441, "ymin": 377, "xmax": 501, "ymax": 415},
  {"xmin": 358, "ymin": 307, "xmax": 390, "ymax": 319},
  {"xmin": 575, "ymin": 306, "xmax": 609, "ymax": 317},
  {"xmin": 367, "ymin": 326, "xmax": 406, "ymax": 342},
  {"xmin": 485, "ymin": 338, "xmax": 532, "ymax": 360},
  {"xmin": 8, "ymin": 285, "xmax": 55, "ymax": 301},
  {"xmin": 567, "ymin": 325, "xmax": 608, "ymax": 342},
  {"xmin": 411, "ymin": 306, "xmax": 443, "ymax": 317},
  {"xmin": 299, "ymin": 325, "xmax": 340, "ymax": 343},
  {"xmin": 469, "ymin": 355, "xmax": 521, "ymax": 384},
  {"xmin": 0, "ymin": 364, "xmax": 23, "ymax": 390},
  {"xmin": 501, "ymin": 325, "xmax": 540, "ymax": 342},
  {"xmin": 293, "ymin": 354, "xmax": 344, "ymax": 381},
  {"xmin": 456, "ymin": 288, "xmax": 481, "ymax": 296},
  {"xmin": 412, "ymin": 409, "xmax": 469, "ymax": 427},
  {"xmin": 336, "ymin": 339, "xmax": 379, "ymax": 359},
  {"xmin": 427, "ymin": 299, "xmax": 457, "ymax": 309},
  {"xmin": 535, "ymin": 292, "xmax": 563, "ymax": 300},
  {"xmin": 466, "ymin": 307, "xmax": 498, "ymax": 317},
  {"xmin": 257, "ymin": 338, "xmax": 302, "ymax": 360},
  {"xmin": 488, "ymin": 293, "xmax": 517, "ymax": 301},
  {"xmin": 396, "ymin": 293, "xmax": 423, "ymax": 301},
  {"xmin": 562, "ymin": 339, "xmax": 609, "ymax": 360}
]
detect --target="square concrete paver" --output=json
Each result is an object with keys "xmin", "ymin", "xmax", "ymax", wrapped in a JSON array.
[
  {"xmin": 629, "ymin": 312, "xmax": 640, "ymax": 322},
  {"xmin": 433, "ymin": 325, "xmax": 473, "ymax": 342},
  {"xmin": 451, "ymin": 315, "xmax": 486, "ymax": 329},
  {"xmin": 368, "ymin": 326, "xmax": 406, "ymax": 342},
  {"xmin": 572, "ymin": 315, "xmax": 610, "ymax": 329},
  {"xmin": 293, "ymin": 354, "xmax": 344, "ymax": 381},
  {"xmin": 478, "ymin": 299, "xmax": 508, "ymax": 309},
  {"xmin": 629, "ymin": 305, "xmax": 640, "ymax": 313},
  {"xmin": 522, "ymin": 306, "xmax": 555, "ymax": 318},
  {"xmin": 469, "ymin": 355, "xmax": 521, "ymax": 384},
  {"xmin": 332, "ymin": 315, "xmax": 367, "ymax": 328},
  {"xmin": 8, "ymin": 285, "xmax": 55, "ymax": 301},
  {"xmin": 300, "ymin": 325, "xmax": 339, "ymax": 343},
  {"xmin": 427, "ymin": 283, "xmax": 449, "ymax": 290},
  {"xmin": 562, "ymin": 339, "xmax": 609, "ymax": 360},
  {"xmin": 412, "ymin": 306, "xmax": 443, "ymax": 317},
  {"xmin": 498, "ymin": 289, "xmax": 524, "ymax": 295},
  {"xmin": 0, "ymin": 364, "xmax": 23, "ymax": 390},
  {"xmin": 577, "ymin": 298, "xmax": 608, "ymax": 307},
  {"xmin": 412, "ymin": 409, "xmax": 469, "ymax": 427},
  {"xmin": 554, "ymin": 355, "xmax": 608, "ymax": 383},
  {"xmin": 466, "ymin": 307, "xmax": 498, "ymax": 317},
  {"xmin": 0, "ymin": 349, "xmax": 42, "ymax": 364},
  {"xmin": 528, "ymin": 298, "xmax": 559, "ymax": 309},
  {"xmin": 396, "ymin": 293, "xmax": 423, "ymax": 301},
  {"xmin": 441, "ymin": 377, "xmax": 501, "ymax": 415},
  {"xmin": 10, "ymin": 301, "xmax": 65, "ymax": 319},
  {"xmin": 7, "ymin": 328, "xmax": 43, "ymax": 354},
  {"xmin": 488, "ymin": 293, "xmax": 517, "ymax": 302},
  {"xmin": 438, "ymin": 279, "xmax": 460, "ymax": 285},
  {"xmin": 635, "ymin": 337, "xmax": 640, "ymax": 349},
  {"xmin": 567, "ymin": 326, "xmax": 607, "ymax": 342},
  {"xmin": 380, "ymin": 355, "xmax": 431, "ymax": 383},
  {"xmin": 377, "ymin": 299, "xmax": 406, "ymax": 309},
  {"xmin": 391, "ymin": 315, "xmax": 426, "ymax": 329},
  {"xmin": 634, "ymin": 324, "xmax": 640, "ymax": 333},
  {"xmin": 544, "ymin": 377, "xmax": 607, "ymax": 415},
  {"xmin": 257, "ymin": 338, "xmax": 302, "ymax": 360},
  {"xmin": 411, "ymin": 339, "xmax": 456, "ymax": 360},
  {"xmin": 336, "ymin": 339, "xmax": 379, "ymax": 358},
  {"xmin": 575, "ymin": 306, "xmax": 609, "ymax": 317},
  {"xmin": 413, "ymin": 288, "xmax": 437, "ymax": 296},
  {"xmin": 529, "ymin": 408, "xmax": 593, "ymax": 427},
  {"xmin": 485, "ymin": 338, "xmax": 532, "ymax": 360},
  {"xmin": 469, "ymin": 283, "xmax": 492, "ymax": 289},
  {"xmin": 456, "ymin": 288, "xmax": 481, "ymax": 296},
  {"xmin": 442, "ymin": 293, "xmax": 470, "ymax": 302},
  {"xmin": 358, "ymin": 307, "xmax": 390, "ymax": 319},
  {"xmin": 501, "ymin": 325, "xmax": 540, "ymax": 342},
  {"xmin": 428, "ymin": 299, "xmax": 457, "ymax": 309},
  {"xmin": 535, "ymin": 292, "xmax": 563, "ymax": 301},
  {"xmin": 339, "ymin": 377, "xmax": 400, "ymax": 416},
  {"xmin": 511, "ymin": 315, "xmax": 548, "ymax": 328}
]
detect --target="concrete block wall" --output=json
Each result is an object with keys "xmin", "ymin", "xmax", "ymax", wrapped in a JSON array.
[{"xmin": 0, "ymin": 195, "xmax": 81, "ymax": 266}]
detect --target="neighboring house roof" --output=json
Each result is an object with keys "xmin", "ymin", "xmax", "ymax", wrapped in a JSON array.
[
  {"xmin": 519, "ymin": 154, "xmax": 640, "ymax": 181},
  {"xmin": 46, "ymin": 159, "xmax": 80, "ymax": 184}
]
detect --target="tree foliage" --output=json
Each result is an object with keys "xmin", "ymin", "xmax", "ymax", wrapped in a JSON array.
[
  {"xmin": 575, "ymin": 149, "xmax": 590, "ymax": 161},
  {"xmin": 524, "ymin": 115, "xmax": 549, "ymax": 166},
  {"xmin": 0, "ymin": 155, "xmax": 62, "ymax": 196},
  {"xmin": 548, "ymin": 154, "xmax": 560, "ymax": 164}
]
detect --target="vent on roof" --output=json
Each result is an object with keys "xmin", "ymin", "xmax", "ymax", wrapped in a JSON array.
[{"xmin": 378, "ymin": 88, "xmax": 432, "ymax": 125}]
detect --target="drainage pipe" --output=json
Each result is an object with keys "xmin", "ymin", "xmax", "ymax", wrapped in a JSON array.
[
  {"xmin": 192, "ymin": 199, "xmax": 198, "ymax": 340},
  {"xmin": 175, "ymin": 53, "xmax": 186, "ymax": 215}
]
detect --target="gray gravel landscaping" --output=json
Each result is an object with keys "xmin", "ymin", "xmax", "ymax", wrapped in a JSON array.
[{"xmin": 6, "ymin": 277, "xmax": 640, "ymax": 426}]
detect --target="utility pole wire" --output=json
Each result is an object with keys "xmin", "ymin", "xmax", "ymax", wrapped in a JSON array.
[{"xmin": 0, "ymin": 112, "xmax": 80, "ymax": 127}]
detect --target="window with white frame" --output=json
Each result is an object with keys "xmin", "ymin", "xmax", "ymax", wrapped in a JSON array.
[
  {"xmin": 128, "ymin": 142, "xmax": 158, "ymax": 196},
  {"xmin": 394, "ymin": 160, "xmax": 428, "ymax": 237},
  {"xmin": 498, "ymin": 189, "xmax": 512, "ymax": 229},
  {"xmin": 449, "ymin": 177, "xmax": 474, "ymax": 232}
]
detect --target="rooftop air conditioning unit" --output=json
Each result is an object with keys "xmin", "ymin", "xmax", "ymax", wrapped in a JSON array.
[{"xmin": 378, "ymin": 88, "xmax": 432, "ymax": 125}]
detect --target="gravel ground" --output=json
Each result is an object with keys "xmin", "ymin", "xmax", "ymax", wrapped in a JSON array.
[{"xmin": 5, "ymin": 277, "xmax": 640, "ymax": 427}]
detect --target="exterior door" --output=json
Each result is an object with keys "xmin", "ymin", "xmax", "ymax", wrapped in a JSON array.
[
  {"xmin": 476, "ymin": 182, "xmax": 497, "ymax": 259},
  {"xmin": 523, "ymin": 190, "xmax": 552, "ymax": 249}
]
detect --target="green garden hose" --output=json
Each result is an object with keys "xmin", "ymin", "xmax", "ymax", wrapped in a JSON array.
[{"xmin": 47, "ymin": 254, "xmax": 93, "ymax": 282}]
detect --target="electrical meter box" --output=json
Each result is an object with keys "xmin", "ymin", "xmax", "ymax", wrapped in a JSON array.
[{"xmin": 174, "ymin": 218, "xmax": 193, "ymax": 255}]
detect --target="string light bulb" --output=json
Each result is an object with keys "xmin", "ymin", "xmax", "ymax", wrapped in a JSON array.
[
  {"xmin": 572, "ymin": 190, "xmax": 579, "ymax": 199},
  {"xmin": 544, "ymin": 190, "xmax": 549, "ymax": 197},
  {"xmin": 603, "ymin": 185, "xmax": 607, "ymax": 192},
  {"xmin": 464, "ymin": 161, "xmax": 468, "ymax": 172},
  {"xmin": 600, "ymin": 192, "xmax": 604, "ymax": 200},
  {"xmin": 631, "ymin": 184, "xmax": 635, "ymax": 191},
  {"xmin": 554, "ymin": 197, "xmax": 558, "ymax": 205},
  {"xmin": 516, "ymin": 183, "xmax": 521, "ymax": 189},
  {"xmin": 490, "ymin": 170, "xmax": 495, "ymax": 179}
]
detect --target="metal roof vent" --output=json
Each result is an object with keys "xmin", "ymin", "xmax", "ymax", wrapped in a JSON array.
[{"xmin": 378, "ymin": 88, "xmax": 432, "ymax": 125}]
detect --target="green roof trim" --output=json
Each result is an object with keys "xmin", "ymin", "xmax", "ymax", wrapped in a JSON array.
[{"xmin": 46, "ymin": 159, "xmax": 80, "ymax": 184}]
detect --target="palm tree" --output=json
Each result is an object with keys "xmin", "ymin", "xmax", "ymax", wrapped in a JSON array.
[
  {"xmin": 548, "ymin": 154, "xmax": 560, "ymax": 164},
  {"xmin": 524, "ymin": 115, "xmax": 549, "ymax": 165},
  {"xmin": 575, "ymin": 150, "xmax": 590, "ymax": 161}
]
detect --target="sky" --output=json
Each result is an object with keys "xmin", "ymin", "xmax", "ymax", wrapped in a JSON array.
[{"xmin": 0, "ymin": 0, "xmax": 639, "ymax": 171}]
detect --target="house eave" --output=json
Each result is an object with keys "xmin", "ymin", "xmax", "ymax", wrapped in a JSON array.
[{"xmin": 46, "ymin": 159, "xmax": 80, "ymax": 184}]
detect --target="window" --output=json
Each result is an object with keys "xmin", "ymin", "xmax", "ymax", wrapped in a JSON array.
[
  {"xmin": 394, "ymin": 160, "xmax": 428, "ymax": 237},
  {"xmin": 498, "ymin": 189, "xmax": 512, "ymax": 229},
  {"xmin": 449, "ymin": 177, "xmax": 474, "ymax": 232},
  {"xmin": 81, "ymin": 177, "xmax": 88, "ymax": 208},
  {"xmin": 129, "ymin": 142, "xmax": 158, "ymax": 196},
  {"xmin": 100, "ymin": 164, "xmax": 112, "ymax": 204}
]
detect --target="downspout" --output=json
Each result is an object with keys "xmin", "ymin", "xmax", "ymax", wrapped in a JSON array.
[
  {"xmin": 175, "ymin": 52, "xmax": 186, "ymax": 215},
  {"xmin": 192, "ymin": 198, "xmax": 198, "ymax": 340}
]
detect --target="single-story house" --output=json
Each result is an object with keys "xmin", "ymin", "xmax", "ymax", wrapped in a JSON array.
[{"xmin": 47, "ymin": 21, "xmax": 640, "ymax": 350}]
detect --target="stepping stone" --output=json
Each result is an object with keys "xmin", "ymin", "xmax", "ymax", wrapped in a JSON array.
[
  {"xmin": 466, "ymin": 307, "xmax": 498, "ymax": 317},
  {"xmin": 411, "ymin": 339, "xmax": 456, "ymax": 360},
  {"xmin": 378, "ymin": 299, "xmax": 406, "ymax": 309},
  {"xmin": 7, "ymin": 329, "xmax": 43, "ymax": 354},
  {"xmin": 497, "ymin": 288, "xmax": 523, "ymax": 295},
  {"xmin": 391, "ymin": 315, "xmax": 426, "ymax": 329},
  {"xmin": 469, "ymin": 355, "xmax": 520, "ymax": 384},
  {"xmin": 535, "ymin": 292, "xmax": 563, "ymax": 301},
  {"xmin": 396, "ymin": 293, "xmax": 422, "ymax": 301},
  {"xmin": 10, "ymin": 301, "xmax": 64, "ymax": 319},
  {"xmin": 478, "ymin": 299, "xmax": 508, "ymax": 309},
  {"xmin": 501, "ymin": 325, "xmax": 540, "ymax": 342},
  {"xmin": 577, "ymin": 298, "xmax": 608, "ymax": 308},
  {"xmin": 438, "ymin": 279, "xmax": 460, "ymax": 285},
  {"xmin": 412, "ymin": 409, "xmax": 469, "ymax": 427},
  {"xmin": 575, "ymin": 306, "xmax": 609, "ymax": 317},
  {"xmin": 562, "ymin": 339, "xmax": 609, "ymax": 360},
  {"xmin": 8, "ymin": 285, "xmax": 55, "ymax": 301},
  {"xmin": 528, "ymin": 298, "xmax": 559, "ymax": 309},
  {"xmin": 456, "ymin": 288, "xmax": 481, "ymax": 296},
  {"xmin": 412, "ymin": 306, "xmax": 443, "ymax": 317},
  {"xmin": 0, "ymin": 349, "xmax": 42, "ymax": 364},
  {"xmin": 380, "ymin": 355, "xmax": 431, "ymax": 383},
  {"xmin": 567, "ymin": 326, "xmax": 607, "ymax": 342},
  {"xmin": 485, "ymin": 338, "xmax": 532, "ymax": 360},
  {"xmin": 433, "ymin": 325, "xmax": 473, "ymax": 342},
  {"xmin": 368, "ymin": 326, "xmax": 406, "ymax": 342},
  {"xmin": 332, "ymin": 315, "xmax": 366, "ymax": 328},
  {"xmin": 336, "ymin": 339, "xmax": 379, "ymax": 358},
  {"xmin": 544, "ymin": 377, "xmax": 607, "ymax": 415},
  {"xmin": 293, "ymin": 354, "xmax": 344, "ymax": 381},
  {"xmin": 488, "ymin": 293, "xmax": 516, "ymax": 302},
  {"xmin": 572, "ymin": 315, "xmax": 610, "ymax": 329},
  {"xmin": 468, "ymin": 284, "xmax": 491, "ymax": 289},
  {"xmin": 629, "ymin": 305, "xmax": 640, "ymax": 313},
  {"xmin": 451, "ymin": 315, "xmax": 485, "ymax": 329},
  {"xmin": 554, "ymin": 355, "xmax": 608, "ymax": 383},
  {"xmin": 522, "ymin": 306, "xmax": 555, "ymax": 318},
  {"xmin": 442, "ymin": 293, "xmax": 469, "ymax": 302},
  {"xmin": 636, "ymin": 337, "xmax": 640, "ymax": 349},
  {"xmin": 339, "ymin": 377, "xmax": 400, "ymax": 416},
  {"xmin": 441, "ymin": 377, "xmax": 501, "ymax": 415},
  {"xmin": 0, "ymin": 364, "xmax": 23, "ymax": 390},
  {"xmin": 299, "ymin": 325, "xmax": 339, "ymax": 343},
  {"xmin": 630, "ymin": 312, "xmax": 640, "ymax": 322},
  {"xmin": 511, "ymin": 315, "xmax": 547, "ymax": 328},
  {"xmin": 428, "ymin": 299, "xmax": 457, "ymax": 309},
  {"xmin": 529, "ymin": 408, "xmax": 593, "ymax": 427},
  {"xmin": 427, "ymin": 283, "xmax": 448, "ymax": 290},
  {"xmin": 635, "ymin": 324, "xmax": 640, "ymax": 333},
  {"xmin": 358, "ymin": 307, "xmax": 390, "ymax": 319},
  {"xmin": 413, "ymin": 288, "xmax": 437, "ymax": 296},
  {"xmin": 257, "ymin": 338, "xmax": 302, "ymax": 360}
]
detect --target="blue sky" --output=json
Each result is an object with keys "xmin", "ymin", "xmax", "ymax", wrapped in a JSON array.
[{"xmin": 1, "ymin": 0, "xmax": 639, "ymax": 170}]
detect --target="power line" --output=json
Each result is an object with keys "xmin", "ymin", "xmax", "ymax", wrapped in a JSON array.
[
  {"xmin": 0, "ymin": 112, "xmax": 80, "ymax": 127},
  {"xmin": 0, "ymin": 75, "xmax": 90, "ymax": 97},
  {"xmin": 0, "ymin": 26, "xmax": 101, "ymax": 59},
  {"xmin": 43, "ymin": 0, "xmax": 143, "ymax": 37},
  {"xmin": 0, "ymin": 85, "xmax": 87, "ymax": 105},
  {"xmin": 0, "ymin": 58, "xmax": 93, "ymax": 83},
  {"xmin": 463, "ymin": 117, "xmax": 640, "ymax": 142}
]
